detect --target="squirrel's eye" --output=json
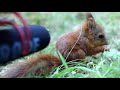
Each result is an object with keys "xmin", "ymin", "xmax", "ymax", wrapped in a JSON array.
[
  {"xmin": 98, "ymin": 34, "xmax": 104, "ymax": 39},
  {"xmin": 76, "ymin": 43, "xmax": 80, "ymax": 46}
]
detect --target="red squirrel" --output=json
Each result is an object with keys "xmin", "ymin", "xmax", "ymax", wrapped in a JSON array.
[{"xmin": 0, "ymin": 13, "xmax": 108, "ymax": 78}]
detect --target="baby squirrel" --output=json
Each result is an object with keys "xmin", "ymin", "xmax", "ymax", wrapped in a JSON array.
[{"xmin": 0, "ymin": 13, "xmax": 108, "ymax": 78}]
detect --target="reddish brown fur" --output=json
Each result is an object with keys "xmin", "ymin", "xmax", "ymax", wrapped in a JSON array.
[
  {"xmin": 56, "ymin": 13, "xmax": 108, "ymax": 61},
  {"xmin": 0, "ymin": 54, "xmax": 61, "ymax": 78}
]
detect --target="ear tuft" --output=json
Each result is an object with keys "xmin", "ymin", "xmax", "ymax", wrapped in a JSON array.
[
  {"xmin": 86, "ymin": 13, "xmax": 96, "ymax": 28},
  {"xmin": 86, "ymin": 12, "xmax": 94, "ymax": 20}
]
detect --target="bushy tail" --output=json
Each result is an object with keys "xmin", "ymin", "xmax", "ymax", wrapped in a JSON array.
[{"xmin": 0, "ymin": 54, "xmax": 61, "ymax": 78}]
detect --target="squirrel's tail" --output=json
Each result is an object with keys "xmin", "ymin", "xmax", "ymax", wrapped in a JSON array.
[{"xmin": 0, "ymin": 54, "xmax": 61, "ymax": 78}]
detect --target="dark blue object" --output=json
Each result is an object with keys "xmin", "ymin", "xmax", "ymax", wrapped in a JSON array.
[{"xmin": 0, "ymin": 25, "xmax": 51, "ymax": 64}]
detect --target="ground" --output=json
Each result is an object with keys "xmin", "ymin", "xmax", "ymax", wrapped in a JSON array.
[{"xmin": 0, "ymin": 12, "xmax": 120, "ymax": 78}]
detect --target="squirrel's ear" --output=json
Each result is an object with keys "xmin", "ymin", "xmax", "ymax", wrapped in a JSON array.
[{"xmin": 86, "ymin": 13, "xmax": 96, "ymax": 28}]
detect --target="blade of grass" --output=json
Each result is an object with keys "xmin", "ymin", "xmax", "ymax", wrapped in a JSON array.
[
  {"xmin": 57, "ymin": 49, "xmax": 69, "ymax": 69},
  {"xmin": 52, "ymin": 67, "xmax": 75, "ymax": 78},
  {"xmin": 52, "ymin": 66, "xmax": 97, "ymax": 78}
]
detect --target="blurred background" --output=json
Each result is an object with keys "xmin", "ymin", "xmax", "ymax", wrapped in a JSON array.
[
  {"xmin": 1, "ymin": 12, "xmax": 120, "ymax": 55},
  {"xmin": 1, "ymin": 12, "xmax": 119, "ymax": 52},
  {"xmin": 21, "ymin": 12, "xmax": 120, "ymax": 50}
]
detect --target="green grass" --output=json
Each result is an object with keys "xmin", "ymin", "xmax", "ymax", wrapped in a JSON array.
[{"xmin": 1, "ymin": 12, "xmax": 120, "ymax": 78}]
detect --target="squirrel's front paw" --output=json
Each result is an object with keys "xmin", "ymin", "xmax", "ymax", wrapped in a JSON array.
[{"xmin": 103, "ymin": 45, "xmax": 110, "ymax": 51}]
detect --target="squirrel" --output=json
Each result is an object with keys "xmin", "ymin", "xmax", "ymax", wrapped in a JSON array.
[
  {"xmin": 56, "ymin": 13, "xmax": 108, "ymax": 61},
  {"xmin": 0, "ymin": 13, "xmax": 108, "ymax": 78}
]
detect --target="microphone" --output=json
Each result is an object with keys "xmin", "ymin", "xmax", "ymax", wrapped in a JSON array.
[{"xmin": 0, "ymin": 25, "xmax": 51, "ymax": 64}]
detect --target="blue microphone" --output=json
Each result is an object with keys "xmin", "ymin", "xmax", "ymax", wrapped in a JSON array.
[{"xmin": 0, "ymin": 25, "xmax": 51, "ymax": 64}]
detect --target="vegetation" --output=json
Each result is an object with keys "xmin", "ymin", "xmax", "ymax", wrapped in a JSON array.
[{"xmin": 1, "ymin": 12, "xmax": 120, "ymax": 78}]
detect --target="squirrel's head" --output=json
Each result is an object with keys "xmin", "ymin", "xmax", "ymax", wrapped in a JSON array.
[{"xmin": 82, "ymin": 12, "xmax": 108, "ymax": 47}]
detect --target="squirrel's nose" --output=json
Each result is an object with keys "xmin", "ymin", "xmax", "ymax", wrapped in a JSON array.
[
  {"xmin": 104, "ymin": 40, "xmax": 108, "ymax": 45},
  {"xmin": 106, "ymin": 41, "xmax": 108, "ymax": 45}
]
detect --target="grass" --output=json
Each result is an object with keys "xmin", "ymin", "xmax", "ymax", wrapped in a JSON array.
[{"xmin": 1, "ymin": 12, "xmax": 120, "ymax": 78}]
